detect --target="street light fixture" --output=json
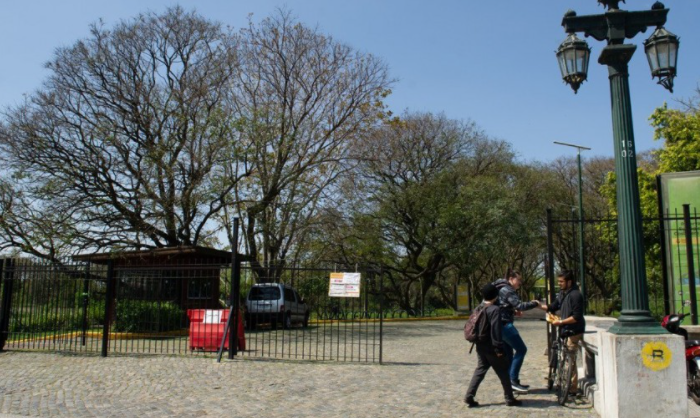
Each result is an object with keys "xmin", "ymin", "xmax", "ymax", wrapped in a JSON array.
[
  {"xmin": 555, "ymin": 1, "xmax": 680, "ymax": 334},
  {"xmin": 554, "ymin": 141, "xmax": 591, "ymax": 314},
  {"xmin": 556, "ymin": 31, "xmax": 591, "ymax": 94},
  {"xmin": 644, "ymin": 25, "xmax": 680, "ymax": 92}
]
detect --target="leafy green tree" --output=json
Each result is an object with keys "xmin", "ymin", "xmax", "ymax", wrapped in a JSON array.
[
  {"xmin": 311, "ymin": 112, "xmax": 525, "ymax": 310},
  {"xmin": 650, "ymin": 89, "xmax": 700, "ymax": 173}
]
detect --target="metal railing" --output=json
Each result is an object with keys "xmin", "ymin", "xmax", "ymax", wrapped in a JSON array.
[{"xmin": 0, "ymin": 259, "xmax": 385, "ymax": 363}]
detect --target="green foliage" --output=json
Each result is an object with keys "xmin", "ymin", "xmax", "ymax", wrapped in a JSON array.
[
  {"xmin": 650, "ymin": 102, "xmax": 700, "ymax": 173},
  {"xmin": 114, "ymin": 300, "xmax": 185, "ymax": 333},
  {"xmin": 9, "ymin": 303, "xmax": 104, "ymax": 334}
]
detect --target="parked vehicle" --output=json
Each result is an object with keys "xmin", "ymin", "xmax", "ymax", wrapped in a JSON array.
[
  {"xmin": 245, "ymin": 283, "xmax": 309, "ymax": 330},
  {"xmin": 661, "ymin": 313, "xmax": 700, "ymax": 405}
]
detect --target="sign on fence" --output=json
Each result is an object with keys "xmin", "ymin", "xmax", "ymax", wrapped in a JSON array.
[
  {"xmin": 456, "ymin": 284, "xmax": 469, "ymax": 311},
  {"xmin": 328, "ymin": 272, "xmax": 361, "ymax": 297}
]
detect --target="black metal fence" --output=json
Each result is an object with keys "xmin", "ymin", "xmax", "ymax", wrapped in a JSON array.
[
  {"xmin": 235, "ymin": 264, "xmax": 383, "ymax": 362},
  {"xmin": 0, "ymin": 259, "xmax": 384, "ymax": 363},
  {"xmin": 545, "ymin": 204, "xmax": 700, "ymax": 321}
]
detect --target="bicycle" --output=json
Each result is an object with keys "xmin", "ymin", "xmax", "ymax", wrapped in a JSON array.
[{"xmin": 546, "ymin": 326, "xmax": 576, "ymax": 405}]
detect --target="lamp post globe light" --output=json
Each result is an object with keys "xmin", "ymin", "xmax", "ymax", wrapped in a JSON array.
[{"xmin": 556, "ymin": 0, "xmax": 680, "ymax": 334}]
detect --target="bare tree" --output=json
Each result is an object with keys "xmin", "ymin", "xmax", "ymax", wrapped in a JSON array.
[
  {"xmin": 0, "ymin": 7, "xmax": 250, "ymax": 259},
  {"xmin": 230, "ymin": 9, "xmax": 392, "ymax": 279}
]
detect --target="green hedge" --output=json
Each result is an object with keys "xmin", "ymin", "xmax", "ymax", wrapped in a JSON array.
[
  {"xmin": 114, "ymin": 300, "xmax": 184, "ymax": 333},
  {"xmin": 9, "ymin": 303, "xmax": 104, "ymax": 334}
]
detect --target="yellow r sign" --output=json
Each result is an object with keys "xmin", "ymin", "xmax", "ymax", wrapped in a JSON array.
[{"xmin": 641, "ymin": 341, "xmax": 672, "ymax": 371}]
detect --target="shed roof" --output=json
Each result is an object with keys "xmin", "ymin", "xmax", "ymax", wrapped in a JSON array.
[{"xmin": 73, "ymin": 246, "xmax": 233, "ymax": 264}]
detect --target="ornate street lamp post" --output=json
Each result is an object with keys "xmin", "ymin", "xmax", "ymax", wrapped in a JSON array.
[{"xmin": 556, "ymin": 0, "xmax": 679, "ymax": 334}]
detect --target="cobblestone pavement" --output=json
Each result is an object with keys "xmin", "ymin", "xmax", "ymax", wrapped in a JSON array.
[{"xmin": 0, "ymin": 319, "xmax": 601, "ymax": 417}]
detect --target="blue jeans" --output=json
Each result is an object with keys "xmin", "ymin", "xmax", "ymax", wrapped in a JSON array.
[{"xmin": 501, "ymin": 322, "xmax": 527, "ymax": 382}]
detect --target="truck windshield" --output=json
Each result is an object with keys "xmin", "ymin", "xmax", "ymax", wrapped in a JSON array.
[{"xmin": 248, "ymin": 287, "xmax": 281, "ymax": 301}]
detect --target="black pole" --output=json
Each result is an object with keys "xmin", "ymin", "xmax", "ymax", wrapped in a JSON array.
[
  {"xmin": 228, "ymin": 218, "xmax": 240, "ymax": 359},
  {"xmin": 101, "ymin": 260, "xmax": 115, "ymax": 357},
  {"xmin": 683, "ymin": 204, "xmax": 698, "ymax": 325},
  {"xmin": 364, "ymin": 270, "xmax": 369, "ymax": 318},
  {"xmin": 379, "ymin": 268, "xmax": 384, "ymax": 365},
  {"xmin": 81, "ymin": 263, "xmax": 91, "ymax": 346},
  {"xmin": 546, "ymin": 209, "xmax": 556, "ymax": 358},
  {"xmin": 656, "ymin": 175, "xmax": 671, "ymax": 315},
  {"xmin": 0, "ymin": 259, "xmax": 14, "ymax": 352},
  {"xmin": 546, "ymin": 208, "xmax": 556, "ymax": 305},
  {"xmin": 467, "ymin": 280, "xmax": 472, "ymax": 311}
]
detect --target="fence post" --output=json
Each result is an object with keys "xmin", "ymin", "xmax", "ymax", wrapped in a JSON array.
[
  {"xmin": 101, "ymin": 260, "xmax": 115, "ymax": 357},
  {"xmin": 0, "ymin": 259, "xmax": 13, "ymax": 352},
  {"xmin": 81, "ymin": 263, "xmax": 91, "ymax": 346},
  {"xmin": 683, "ymin": 204, "xmax": 698, "ymax": 325},
  {"xmin": 228, "ymin": 217, "xmax": 240, "ymax": 360},
  {"xmin": 379, "ymin": 268, "xmax": 384, "ymax": 365},
  {"xmin": 656, "ymin": 175, "xmax": 671, "ymax": 316}
]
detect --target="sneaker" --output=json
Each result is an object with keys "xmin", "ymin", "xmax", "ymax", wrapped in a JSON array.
[
  {"xmin": 465, "ymin": 396, "xmax": 479, "ymax": 408},
  {"xmin": 511, "ymin": 382, "xmax": 528, "ymax": 393},
  {"xmin": 512, "ymin": 379, "xmax": 530, "ymax": 389},
  {"xmin": 506, "ymin": 399, "xmax": 523, "ymax": 407}
]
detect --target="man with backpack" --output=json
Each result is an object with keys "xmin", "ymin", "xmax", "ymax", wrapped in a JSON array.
[
  {"xmin": 493, "ymin": 269, "xmax": 541, "ymax": 392},
  {"xmin": 464, "ymin": 283, "xmax": 522, "ymax": 408}
]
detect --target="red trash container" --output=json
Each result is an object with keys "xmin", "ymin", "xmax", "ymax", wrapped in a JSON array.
[{"xmin": 187, "ymin": 309, "xmax": 246, "ymax": 352}]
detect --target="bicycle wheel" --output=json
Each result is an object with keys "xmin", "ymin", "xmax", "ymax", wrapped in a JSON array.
[{"xmin": 556, "ymin": 346, "xmax": 575, "ymax": 405}]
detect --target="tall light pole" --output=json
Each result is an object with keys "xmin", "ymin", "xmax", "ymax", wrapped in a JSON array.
[
  {"xmin": 554, "ymin": 141, "xmax": 591, "ymax": 314},
  {"xmin": 556, "ymin": 0, "xmax": 679, "ymax": 334}
]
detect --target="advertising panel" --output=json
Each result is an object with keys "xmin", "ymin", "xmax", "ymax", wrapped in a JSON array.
[{"xmin": 659, "ymin": 171, "xmax": 700, "ymax": 316}]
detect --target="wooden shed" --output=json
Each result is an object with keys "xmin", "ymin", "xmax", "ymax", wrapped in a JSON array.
[{"xmin": 74, "ymin": 246, "xmax": 233, "ymax": 310}]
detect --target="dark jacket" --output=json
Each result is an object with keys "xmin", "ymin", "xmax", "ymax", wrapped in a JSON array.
[
  {"xmin": 475, "ymin": 302, "xmax": 505, "ymax": 354},
  {"xmin": 493, "ymin": 278, "xmax": 539, "ymax": 324},
  {"xmin": 547, "ymin": 284, "xmax": 586, "ymax": 335}
]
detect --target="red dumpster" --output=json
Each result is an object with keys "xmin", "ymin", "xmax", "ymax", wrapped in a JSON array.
[{"xmin": 187, "ymin": 309, "xmax": 245, "ymax": 352}]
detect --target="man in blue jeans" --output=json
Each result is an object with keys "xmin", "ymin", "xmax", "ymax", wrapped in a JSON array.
[{"xmin": 493, "ymin": 269, "xmax": 541, "ymax": 393}]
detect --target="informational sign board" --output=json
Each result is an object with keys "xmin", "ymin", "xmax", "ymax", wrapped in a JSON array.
[
  {"xmin": 329, "ymin": 272, "xmax": 361, "ymax": 298},
  {"xmin": 659, "ymin": 171, "xmax": 700, "ymax": 316},
  {"xmin": 203, "ymin": 310, "xmax": 222, "ymax": 324},
  {"xmin": 456, "ymin": 284, "xmax": 469, "ymax": 311}
]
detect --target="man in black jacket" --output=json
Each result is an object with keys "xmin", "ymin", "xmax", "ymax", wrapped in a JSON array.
[
  {"xmin": 542, "ymin": 270, "xmax": 586, "ymax": 395},
  {"xmin": 493, "ymin": 270, "xmax": 541, "ymax": 392},
  {"xmin": 464, "ymin": 283, "xmax": 522, "ymax": 408}
]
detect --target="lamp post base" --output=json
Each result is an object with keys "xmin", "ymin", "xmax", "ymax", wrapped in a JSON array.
[{"xmin": 608, "ymin": 312, "xmax": 667, "ymax": 334}]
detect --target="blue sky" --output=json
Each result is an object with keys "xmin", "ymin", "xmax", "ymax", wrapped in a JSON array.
[{"xmin": 1, "ymin": 0, "xmax": 698, "ymax": 162}]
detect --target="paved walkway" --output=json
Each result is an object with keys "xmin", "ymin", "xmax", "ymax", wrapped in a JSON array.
[{"xmin": 0, "ymin": 319, "xmax": 600, "ymax": 417}]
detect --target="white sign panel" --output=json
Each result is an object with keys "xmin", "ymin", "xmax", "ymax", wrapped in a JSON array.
[
  {"xmin": 203, "ymin": 310, "xmax": 222, "ymax": 324},
  {"xmin": 329, "ymin": 272, "xmax": 361, "ymax": 298}
]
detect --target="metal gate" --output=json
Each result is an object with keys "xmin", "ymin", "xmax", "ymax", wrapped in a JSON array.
[
  {"xmin": 236, "ymin": 264, "xmax": 384, "ymax": 363},
  {"xmin": 544, "ymin": 204, "xmax": 699, "ymax": 320},
  {"xmin": 0, "ymin": 259, "xmax": 384, "ymax": 363}
]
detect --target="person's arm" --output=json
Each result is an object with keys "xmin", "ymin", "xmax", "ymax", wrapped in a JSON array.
[
  {"xmin": 505, "ymin": 290, "xmax": 539, "ymax": 312},
  {"xmin": 553, "ymin": 317, "xmax": 576, "ymax": 326},
  {"xmin": 545, "ymin": 293, "xmax": 562, "ymax": 314}
]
